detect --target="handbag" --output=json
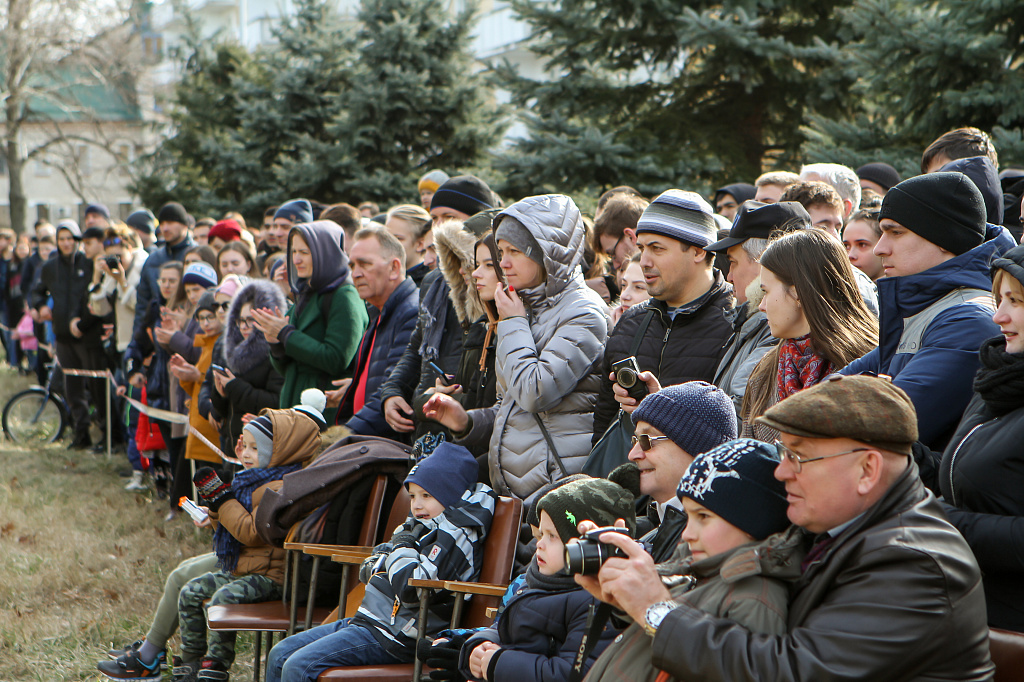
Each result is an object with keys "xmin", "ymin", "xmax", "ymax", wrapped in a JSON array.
[{"xmin": 582, "ymin": 309, "xmax": 655, "ymax": 477}]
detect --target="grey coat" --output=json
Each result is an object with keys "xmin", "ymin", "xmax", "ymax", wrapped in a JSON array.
[
  {"xmin": 458, "ymin": 195, "xmax": 608, "ymax": 500},
  {"xmin": 713, "ymin": 302, "xmax": 776, "ymax": 417}
]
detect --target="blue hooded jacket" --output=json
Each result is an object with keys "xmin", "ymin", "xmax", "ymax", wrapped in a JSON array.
[{"xmin": 842, "ymin": 225, "xmax": 1015, "ymax": 448}]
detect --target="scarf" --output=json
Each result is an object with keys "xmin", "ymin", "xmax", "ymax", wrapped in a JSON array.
[
  {"xmin": 418, "ymin": 275, "xmax": 451, "ymax": 362},
  {"xmin": 213, "ymin": 463, "xmax": 301, "ymax": 573},
  {"xmin": 973, "ymin": 336, "xmax": 1024, "ymax": 415},
  {"xmin": 524, "ymin": 556, "xmax": 580, "ymax": 592},
  {"xmin": 776, "ymin": 335, "xmax": 834, "ymax": 402}
]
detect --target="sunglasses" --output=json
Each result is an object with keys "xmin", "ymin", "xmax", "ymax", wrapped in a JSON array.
[
  {"xmin": 214, "ymin": 302, "xmax": 231, "ymax": 312},
  {"xmin": 631, "ymin": 434, "xmax": 669, "ymax": 451}
]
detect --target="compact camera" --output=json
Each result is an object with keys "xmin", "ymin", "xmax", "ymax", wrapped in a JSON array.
[
  {"xmin": 564, "ymin": 526, "xmax": 631, "ymax": 575},
  {"xmin": 104, "ymin": 254, "xmax": 121, "ymax": 270},
  {"xmin": 610, "ymin": 356, "xmax": 648, "ymax": 402}
]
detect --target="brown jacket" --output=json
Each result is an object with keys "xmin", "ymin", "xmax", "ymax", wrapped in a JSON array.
[{"xmin": 208, "ymin": 409, "xmax": 321, "ymax": 583}]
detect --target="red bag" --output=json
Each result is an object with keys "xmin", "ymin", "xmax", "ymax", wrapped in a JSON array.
[{"xmin": 135, "ymin": 386, "xmax": 167, "ymax": 452}]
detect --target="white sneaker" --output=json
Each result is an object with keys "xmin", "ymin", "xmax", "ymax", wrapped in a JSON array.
[{"xmin": 124, "ymin": 471, "xmax": 148, "ymax": 491}]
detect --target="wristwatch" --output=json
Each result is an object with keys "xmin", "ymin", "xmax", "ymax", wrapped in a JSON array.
[{"xmin": 643, "ymin": 599, "xmax": 679, "ymax": 637}]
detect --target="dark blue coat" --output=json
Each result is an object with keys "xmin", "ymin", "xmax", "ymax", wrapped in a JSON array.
[
  {"xmin": 460, "ymin": 581, "xmax": 615, "ymax": 682},
  {"xmin": 338, "ymin": 277, "xmax": 419, "ymax": 437},
  {"xmin": 131, "ymin": 235, "xmax": 195, "ymax": 337},
  {"xmin": 842, "ymin": 225, "xmax": 1015, "ymax": 448}
]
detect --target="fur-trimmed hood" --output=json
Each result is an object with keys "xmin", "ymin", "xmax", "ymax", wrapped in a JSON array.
[
  {"xmin": 226, "ymin": 278, "xmax": 288, "ymax": 376},
  {"xmin": 434, "ymin": 219, "xmax": 487, "ymax": 325}
]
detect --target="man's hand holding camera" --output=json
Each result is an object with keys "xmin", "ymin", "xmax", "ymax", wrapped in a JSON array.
[
  {"xmin": 572, "ymin": 519, "xmax": 671, "ymax": 624},
  {"xmin": 610, "ymin": 357, "xmax": 663, "ymax": 414}
]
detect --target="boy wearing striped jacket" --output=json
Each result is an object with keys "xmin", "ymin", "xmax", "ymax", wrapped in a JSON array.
[{"xmin": 265, "ymin": 443, "xmax": 495, "ymax": 682}]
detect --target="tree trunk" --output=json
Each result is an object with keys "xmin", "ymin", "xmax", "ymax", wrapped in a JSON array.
[{"xmin": 7, "ymin": 138, "xmax": 27, "ymax": 235}]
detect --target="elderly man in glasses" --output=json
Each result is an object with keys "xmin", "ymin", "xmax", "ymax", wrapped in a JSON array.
[
  {"xmin": 577, "ymin": 374, "xmax": 993, "ymax": 681},
  {"xmin": 627, "ymin": 381, "xmax": 737, "ymax": 562}
]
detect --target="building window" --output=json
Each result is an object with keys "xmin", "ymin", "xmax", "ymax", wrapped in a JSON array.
[{"xmin": 36, "ymin": 205, "xmax": 50, "ymax": 223}]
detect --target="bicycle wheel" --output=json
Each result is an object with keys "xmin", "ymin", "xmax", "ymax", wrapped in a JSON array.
[{"xmin": 3, "ymin": 388, "xmax": 68, "ymax": 445}]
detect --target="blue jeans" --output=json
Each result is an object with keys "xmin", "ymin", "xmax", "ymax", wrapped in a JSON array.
[{"xmin": 265, "ymin": 618, "xmax": 407, "ymax": 682}]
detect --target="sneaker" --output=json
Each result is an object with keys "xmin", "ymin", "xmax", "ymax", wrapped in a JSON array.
[
  {"xmin": 106, "ymin": 640, "xmax": 142, "ymax": 659},
  {"xmin": 197, "ymin": 658, "xmax": 230, "ymax": 681},
  {"xmin": 97, "ymin": 648, "xmax": 165, "ymax": 680},
  {"xmin": 172, "ymin": 657, "xmax": 200, "ymax": 682},
  {"xmin": 125, "ymin": 471, "xmax": 148, "ymax": 492}
]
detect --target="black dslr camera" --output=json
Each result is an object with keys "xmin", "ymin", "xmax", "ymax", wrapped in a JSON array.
[
  {"xmin": 610, "ymin": 355, "xmax": 648, "ymax": 402},
  {"xmin": 104, "ymin": 254, "xmax": 121, "ymax": 270},
  {"xmin": 564, "ymin": 526, "xmax": 631, "ymax": 575}
]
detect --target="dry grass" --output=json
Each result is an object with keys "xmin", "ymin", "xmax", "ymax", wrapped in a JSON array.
[{"xmin": 0, "ymin": 368, "xmax": 258, "ymax": 681}]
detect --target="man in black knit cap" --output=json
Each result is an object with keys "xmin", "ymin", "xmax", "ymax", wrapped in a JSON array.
[
  {"xmin": 841, "ymin": 171, "xmax": 1016, "ymax": 449},
  {"xmin": 132, "ymin": 202, "xmax": 196, "ymax": 336}
]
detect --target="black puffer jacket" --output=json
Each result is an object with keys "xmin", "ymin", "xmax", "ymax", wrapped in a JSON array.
[
  {"xmin": 593, "ymin": 273, "xmax": 734, "ymax": 443},
  {"xmin": 916, "ymin": 336, "xmax": 1024, "ymax": 632}
]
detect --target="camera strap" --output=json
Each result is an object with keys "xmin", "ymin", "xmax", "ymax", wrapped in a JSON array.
[
  {"xmin": 628, "ymin": 309, "xmax": 656, "ymax": 359},
  {"xmin": 534, "ymin": 413, "xmax": 569, "ymax": 477},
  {"xmin": 570, "ymin": 601, "xmax": 613, "ymax": 682}
]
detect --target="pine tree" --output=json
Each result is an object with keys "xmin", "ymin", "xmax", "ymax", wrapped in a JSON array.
[
  {"xmin": 803, "ymin": 0, "xmax": 1024, "ymax": 171},
  {"xmin": 296, "ymin": 0, "xmax": 505, "ymax": 206},
  {"xmin": 494, "ymin": 0, "xmax": 855, "ymax": 199}
]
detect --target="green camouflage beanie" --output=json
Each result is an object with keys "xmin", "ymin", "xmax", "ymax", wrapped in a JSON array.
[{"xmin": 536, "ymin": 463, "xmax": 641, "ymax": 544}]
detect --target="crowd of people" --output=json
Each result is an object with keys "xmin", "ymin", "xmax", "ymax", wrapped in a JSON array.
[{"xmin": 6, "ymin": 125, "xmax": 1012, "ymax": 681}]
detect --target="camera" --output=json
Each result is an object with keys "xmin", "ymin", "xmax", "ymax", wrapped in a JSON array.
[
  {"xmin": 104, "ymin": 255, "xmax": 121, "ymax": 270},
  {"xmin": 610, "ymin": 356, "xmax": 648, "ymax": 402},
  {"xmin": 564, "ymin": 526, "xmax": 631, "ymax": 575}
]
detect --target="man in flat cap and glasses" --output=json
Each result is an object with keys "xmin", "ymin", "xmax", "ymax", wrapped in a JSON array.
[{"xmin": 576, "ymin": 375, "xmax": 993, "ymax": 681}]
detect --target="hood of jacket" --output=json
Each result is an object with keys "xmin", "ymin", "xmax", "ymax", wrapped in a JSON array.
[
  {"xmin": 494, "ymin": 194, "xmax": 587, "ymax": 302},
  {"xmin": 287, "ymin": 220, "xmax": 351, "ymax": 295},
  {"xmin": 940, "ymin": 156, "xmax": 1004, "ymax": 225},
  {"xmin": 226, "ymin": 279, "xmax": 288, "ymax": 376},
  {"xmin": 262, "ymin": 408, "xmax": 322, "ymax": 468},
  {"xmin": 434, "ymin": 219, "xmax": 487, "ymax": 326},
  {"xmin": 878, "ymin": 232, "xmax": 1010, "ymax": 321}
]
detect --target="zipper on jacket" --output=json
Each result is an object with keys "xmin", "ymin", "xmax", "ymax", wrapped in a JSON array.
[
  {"xmin": 657, "ymin": 323, "xmax": 672, "ymax": 376},
  {"xmin": 946, "ymin": 418, "xmax": 997, "ymax": 507}
]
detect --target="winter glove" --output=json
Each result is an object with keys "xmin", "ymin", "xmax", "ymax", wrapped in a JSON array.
[
  {"xmin": 390, "ymin": 521, "xmax": 428, "ymax": 550},
  {"xmin": 193, "ymin": 467, "xmax": 234, "ymax": 511},
  {"xmin": 416, "ymin": 635, "xmax": 468, "ymax": 682}
]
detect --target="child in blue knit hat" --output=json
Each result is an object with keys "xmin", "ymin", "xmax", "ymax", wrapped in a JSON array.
[{"xmin": 264, "ymin": 443, "xmax": 496, "ymax": 682}]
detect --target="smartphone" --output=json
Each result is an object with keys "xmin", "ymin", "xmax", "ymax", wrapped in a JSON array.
[
  {"xmin": 211, "ymin": 364, "xmax": 227, "ymax": 375},
  {"xmin": 427, "ymin": 361, "xmax": 453, "ymax": 386}
]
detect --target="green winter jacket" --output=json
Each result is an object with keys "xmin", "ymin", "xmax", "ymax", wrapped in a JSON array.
[
  {"xmin": 584, "ymin": 528, "xmax": 803, "ymax": 682},
  {"xmin": 271, "ymin": 283, "xmax": 367, "ymax": 423}
]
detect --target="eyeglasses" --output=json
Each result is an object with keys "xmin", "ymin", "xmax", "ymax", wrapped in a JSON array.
[
  {"xmin": 238, "ymin": 316, "xmax": 255, "ymax": 329},
  {"xmin": 196, "ymin": 314, "xmax": 217, "ymax": 324},
  {"xmin": 631, "ymin": 434, "xmax": 670, "ymax": 451},
  {"xmin": 774, "ymin": 440, "xmax": 869, "ymax": 473},
  {"xmin": 215, "ymin": 302, "xmax": 231, "ymax": 312}
]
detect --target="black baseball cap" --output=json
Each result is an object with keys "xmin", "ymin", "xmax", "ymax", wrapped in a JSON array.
[{"xmin": 705, "ymin": 200, "xmax": 811, "ymax": 252}]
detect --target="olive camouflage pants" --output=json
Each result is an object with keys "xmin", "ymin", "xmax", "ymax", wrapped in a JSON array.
[{"xmin": 178, "ymin": 570, "xmax": 281, "ymax": 665}]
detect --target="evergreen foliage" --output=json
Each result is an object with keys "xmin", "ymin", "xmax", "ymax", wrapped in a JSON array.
[
  {"xmin": 493, "ymin": 0, "xmax": 855, "ymax": 198},
  {"xmin": 135, "ymin": 0, "xmax": 503, "ymax": 219},
  {"xmin": 802, "ymin": 0, "xmax": 1024, "ymax": 171}
]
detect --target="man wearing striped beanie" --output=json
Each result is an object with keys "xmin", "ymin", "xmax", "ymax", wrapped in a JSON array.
[{"xmin": 592, "ymin": 189, "xmax": 735, "ymax": 446}]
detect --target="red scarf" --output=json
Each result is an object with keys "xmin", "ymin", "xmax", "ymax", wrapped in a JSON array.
[{"xmin": 777, "ymin": 335, "xmax": 834, "ymax": 402}]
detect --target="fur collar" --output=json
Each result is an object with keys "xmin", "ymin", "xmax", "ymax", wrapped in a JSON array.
[
  {"xmin": 434, "ymin": 219, "xmax": 486, "ymax": 325},
  {"xmin": 225, "ymin": 279, "xmax": 288, "ymax": 376}
]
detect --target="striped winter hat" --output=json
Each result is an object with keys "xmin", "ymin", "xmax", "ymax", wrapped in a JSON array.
[
  {"xmin": 243, "ymin": 415, "xmax": 274, "ymax": 468},
  {"xmin": 636, "ymin": 189, "xmax": 718, "ymax": 249}
]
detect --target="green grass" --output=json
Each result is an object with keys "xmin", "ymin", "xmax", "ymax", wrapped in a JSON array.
[{"xmin": 0, "ymin": 368, "xmax": 260, "ymax": 681}]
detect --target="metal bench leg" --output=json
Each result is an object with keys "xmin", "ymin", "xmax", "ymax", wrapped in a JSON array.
[{"xmin": 253, "ymin": 631, "xmax": 262, "ymax": 682}]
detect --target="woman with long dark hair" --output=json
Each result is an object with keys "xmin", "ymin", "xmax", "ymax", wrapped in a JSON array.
[{"xmin": 741, "ymin": 229, "xmax": 878, "ymax": 440}]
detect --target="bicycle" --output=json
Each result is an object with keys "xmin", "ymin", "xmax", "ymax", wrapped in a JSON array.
[{"xmin": 2, "ymin": 359, "xmax": 70, "ymax": 445}]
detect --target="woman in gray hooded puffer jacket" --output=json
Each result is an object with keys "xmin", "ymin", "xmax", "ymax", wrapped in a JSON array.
[{"xmin": 426, "ymin": 194, "xmax": 609, "ymax": 500}]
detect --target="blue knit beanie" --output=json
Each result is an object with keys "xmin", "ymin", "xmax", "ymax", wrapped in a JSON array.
[
  {"xmin": 275, "ymin": 199, "xmax": 314, "ymax": 225},
  {"xmin": 183, "ymin": 262, "xmax": 218, "ymax": 289},
  {"xmin": 243, "ymin": 415, "xmax": 274, "ymax": 468},
  {"xmin": 405, "ymin": 443, "xmax": 478, "ymax": 510},
  {"xmin": 677, "ymin": 438, "xmax": 789, "ymax": 540},
  {"xmin": 636, "ymin": 190, "xmax": 718, "ymax": 249},
  {"xmin": 632, "ymin": 381, "xmax": 736, "ymax": 457}
]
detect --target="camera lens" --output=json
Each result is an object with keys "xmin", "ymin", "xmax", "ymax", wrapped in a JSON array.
[{"xmin": 616, "ymin": 368, "xmax": 637, "ymax": 388}]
